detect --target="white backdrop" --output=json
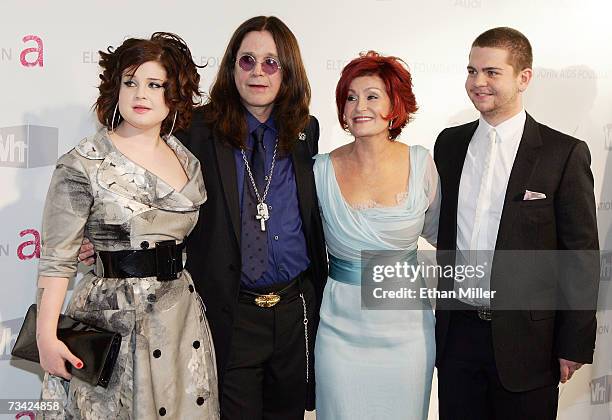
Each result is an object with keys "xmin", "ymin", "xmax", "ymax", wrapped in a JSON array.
[{"xmin": 1, "ymin": 0, "xmax": 611, "ymax": 418}]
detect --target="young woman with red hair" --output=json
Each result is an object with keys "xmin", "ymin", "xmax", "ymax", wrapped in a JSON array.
[{"xmin": 313, "ymin": 51, "xmax": 440, "ymax": 419}]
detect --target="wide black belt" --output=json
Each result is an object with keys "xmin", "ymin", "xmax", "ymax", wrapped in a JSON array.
[{"xmin": 97, "ymin": 240, "xmax": 185, "ymax": 281}]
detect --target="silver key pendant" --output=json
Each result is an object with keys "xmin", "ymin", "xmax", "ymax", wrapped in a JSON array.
[{"xmin": 256, "ymin": 202, "xmax": 270, "ymax": 231}]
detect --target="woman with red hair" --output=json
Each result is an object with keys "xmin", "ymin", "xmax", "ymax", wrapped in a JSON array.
[{"xmin": 313, "ymin": 51, "xmax": 440, "ymax": 419}]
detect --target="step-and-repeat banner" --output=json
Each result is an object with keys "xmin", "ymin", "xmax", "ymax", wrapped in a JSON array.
[{"xmin": 1, "ymin": 1, "xmax": 611, "ymax": 418}]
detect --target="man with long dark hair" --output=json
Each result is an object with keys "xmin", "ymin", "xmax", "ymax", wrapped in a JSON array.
[{"xmin": 179, "ymin": 16, "xmax": 327, "ymax": 419}]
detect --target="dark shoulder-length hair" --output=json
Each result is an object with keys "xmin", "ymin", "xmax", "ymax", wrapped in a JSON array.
[
  {"xmin": 336, "ymin": 51, "xmax": 417, "ymax": 140},
  {"xmin": 95, "ymin": 32, "xmax": 203, "ymax": 136},
  {"xmin": 203, "ymin": 16, "xmax": 311, "ymax": 154}
]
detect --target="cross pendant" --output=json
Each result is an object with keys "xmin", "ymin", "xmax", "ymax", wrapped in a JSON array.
[{"xmin": 255, "ymin": 202, "xmax": 270, "ymax": 232}]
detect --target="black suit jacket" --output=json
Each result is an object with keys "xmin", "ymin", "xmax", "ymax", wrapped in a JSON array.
[
  {"xmin": 434, "ymin": 113, "xmax": 599, "ymax": 392},
  {"xmin": 176, "ymin": 110, "xmax": 328, "ymax": 410}
]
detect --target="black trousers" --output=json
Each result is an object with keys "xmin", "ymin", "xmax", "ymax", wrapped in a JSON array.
[
  {"xmin": 221, "ymin": 274, "xmax": 316, "ymax": 420},
  {"xmin": 438, "ymin": 310, "xmax": 559, "ymax": 420}
]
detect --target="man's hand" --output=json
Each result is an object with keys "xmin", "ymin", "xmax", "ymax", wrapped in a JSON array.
[
  {"xmin": 559, "ymin": 358, "xmax": 583, "ymax": 383},
  {"xmin": 78, "ymin": 238, "xmax": 95, "ymax": 266}
]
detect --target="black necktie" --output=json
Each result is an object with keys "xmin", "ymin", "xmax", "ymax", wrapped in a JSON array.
[
  {"xmin": 251, "ymin": 124, "xmax": 266, "ymax": 191},
  {"xmin": 241, "ymin": 124, "xmax": 268, "ymax": 284}
]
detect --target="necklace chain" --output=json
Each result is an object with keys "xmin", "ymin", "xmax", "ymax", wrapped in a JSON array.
[{"xmin": 240, "ymin": 139, "xmax": 278, "ymax": 204}]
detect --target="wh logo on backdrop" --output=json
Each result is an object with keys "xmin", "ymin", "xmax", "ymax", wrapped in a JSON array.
[
  {"xmin": 604, "ymin": 123, "xmax": 612, "ymax": 150},
  {"xmin": 591, "ymin": 375, "xmax": 612, "ymax": 405},
  {"xmin": 0, "ymin": 125, "xmax": 58, "ymax": 168},
  {"xmin": 602, "ymin": 252, "xmax": 612, "ymax": 282},
  {"xmin": 0, "ymin": 317, "xmax": 24, "ymax": 361}
]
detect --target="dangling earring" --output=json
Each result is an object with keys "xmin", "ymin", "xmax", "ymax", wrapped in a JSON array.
[
  {"xmin": 342, "ymin": 115, "xmax": 349, "ymax": 132},
  {"xmin": 111, "ymin": 103, "xmax": 120, "ymax": 132},
  {"xmin": 167, "ymin": 110, "xmax": 178, "ymax": 137},
  {"xmin": 388, "ymin": 119, "xmax": 394, "ymax": 139}
]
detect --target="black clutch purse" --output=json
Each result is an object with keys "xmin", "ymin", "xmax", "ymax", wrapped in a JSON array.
[{"xmin": 11, "ymin": 304, "xmax": 122, "ymax": 388}]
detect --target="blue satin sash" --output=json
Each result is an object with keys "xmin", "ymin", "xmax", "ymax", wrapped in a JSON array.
[
  {"xmin": 329, "ymin": 255, "xmax": 362, "ymax": 285},
  {"xmin": 329, "ymin": 250, "xmax": 418, "ymax": 286}
]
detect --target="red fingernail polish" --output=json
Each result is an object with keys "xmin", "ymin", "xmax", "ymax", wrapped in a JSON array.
[{"xmin": 76, "ymin": 362, "xmax": 83, "ymax": 369}]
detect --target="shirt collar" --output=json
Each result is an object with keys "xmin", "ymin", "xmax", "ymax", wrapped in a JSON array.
[
  {"xmin": 477, "ymin": 108, "xmax": 526, "ymax": 143},
  {"xmin": 245, "ymin": 108, "xmax": 277, "ymax": 135}
]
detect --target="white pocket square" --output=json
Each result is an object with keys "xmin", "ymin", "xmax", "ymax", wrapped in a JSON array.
[{"xmin": 523, "ymin": 190, "xmax": 546, "ymax": 200}]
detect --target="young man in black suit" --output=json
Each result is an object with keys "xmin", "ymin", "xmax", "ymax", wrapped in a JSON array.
[{"xmin": 434, "ymin": 27, "xmax": 599, "ymax": 419}]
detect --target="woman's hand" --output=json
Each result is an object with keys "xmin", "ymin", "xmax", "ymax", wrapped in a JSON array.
[
  {"xmin": 37, "ymin": 335, "xmax": 83, "ymax": 380},
  {"xmin": 36, "ymin": 277, "xmax": 80, "ymax": 380}
]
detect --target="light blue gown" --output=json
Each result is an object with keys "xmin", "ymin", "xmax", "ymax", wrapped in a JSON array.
[{"xmin": 313, "ymin": 145, "xmax": 440, "ymax": 420}]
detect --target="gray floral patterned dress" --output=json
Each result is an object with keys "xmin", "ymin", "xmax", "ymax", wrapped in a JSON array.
[{"xmin": 38, "ymin": 129, "xmax": 219, "ymax": 419}]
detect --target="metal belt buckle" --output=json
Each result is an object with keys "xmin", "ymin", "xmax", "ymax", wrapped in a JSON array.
[
  {"xmin": 478, "ymin": 307, "xmax": 492, "ymax": 321},
  {"xmin": 254, "ymin": 293, "xmax": 281, "ymax": 308},
  {"xmin": 155, "ymin": 240, "xmax": 179, "ymax": 281}
]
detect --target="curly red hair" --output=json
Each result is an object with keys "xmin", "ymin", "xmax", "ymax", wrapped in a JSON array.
[{"xmin": 336, "ymin": 51, "xmax": 417, "ymax": 140}]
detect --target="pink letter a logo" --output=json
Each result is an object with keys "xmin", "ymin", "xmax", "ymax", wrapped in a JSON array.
[
  {"xmin": 17, "ymin": 229, "xmax": 41, "ymax": 260},
  {"xmin": 20, "ymin": 35, "xmax": 43, "ymax": 67}
]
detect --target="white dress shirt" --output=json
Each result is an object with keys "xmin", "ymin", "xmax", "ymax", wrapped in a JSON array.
[{"xmin": 455, "ymin": 109, "xmax": 526, "ymax": 306}]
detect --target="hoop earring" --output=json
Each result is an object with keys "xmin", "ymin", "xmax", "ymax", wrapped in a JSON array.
[
  {"xmin": 167, "ymin": 110, "xmax": 178, "ymax": 137},
  {"xmin": 111, "ymin": 103, "xmax": 120, "ymax": 132}
]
